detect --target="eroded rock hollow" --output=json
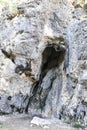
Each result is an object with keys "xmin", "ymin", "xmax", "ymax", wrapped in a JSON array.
[{"xmin": 25, "ymin": 42, "xmax": 66, "ymax": 115}]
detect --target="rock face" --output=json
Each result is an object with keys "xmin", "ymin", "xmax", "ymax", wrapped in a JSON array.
[{"xmin": 0, "ymin": 0, "xmax": 87, "ymax": 126}]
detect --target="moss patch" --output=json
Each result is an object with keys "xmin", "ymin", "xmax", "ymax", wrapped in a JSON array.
[{"xmin": 73, "ymin": 123, "xmax": 84, "ymax": 129}]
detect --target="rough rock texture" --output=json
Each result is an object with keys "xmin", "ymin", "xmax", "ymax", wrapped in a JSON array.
[{"xmin": 0, "ymin": 0, "xmax": 87, "ymax": 127}]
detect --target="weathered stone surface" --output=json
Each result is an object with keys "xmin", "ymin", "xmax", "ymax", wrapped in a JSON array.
[{"xmin": 0, "ymin": 0, "xmax": 87, "ymax": 127}]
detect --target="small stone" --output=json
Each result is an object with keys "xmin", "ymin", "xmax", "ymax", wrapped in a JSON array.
[{"xmin": 43, "ymin": 125, "xmax": 49, "ymax": 129}]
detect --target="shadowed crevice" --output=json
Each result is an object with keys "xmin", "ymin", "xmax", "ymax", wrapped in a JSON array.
[{"xmin": 25, "ymin": 43, "xmax": 66, "ymax": 114}]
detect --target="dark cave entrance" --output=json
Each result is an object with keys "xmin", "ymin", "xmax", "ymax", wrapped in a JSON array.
[
  {"xmin": 41, "ymin": 45, "xmax": 66, "ymax": 75},
  {"xmin": 25, "ymin": 44, "xmax": 66, "ymax": 113}
]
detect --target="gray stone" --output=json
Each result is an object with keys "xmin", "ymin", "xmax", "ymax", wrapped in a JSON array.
[{"xmin": 0, "ymin": 0, "xmax": 87, "ymax": 127}]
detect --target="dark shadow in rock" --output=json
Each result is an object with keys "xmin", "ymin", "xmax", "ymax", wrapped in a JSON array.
[
  {"xmin": 1, "ymin": 49, "xmax": 15, "ymax": 63},
  {"xmin": 41, "ymin": 45, "xmax": 66, "ymax": 75},
  {"xmin": 25, "ymin": 43, "xmax": 66, "ymax": 115},
  {"xmin": 7, "ymin": 96, "xmax": 12, "ymax": 101}
]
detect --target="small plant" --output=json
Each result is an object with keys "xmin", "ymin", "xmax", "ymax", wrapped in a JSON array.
[
  {"xmin": 73, "ymin": 123, "xmax": 83, "ymax": 128},
  {"xmin": 65, "ymin": 120, "xmax": 71, "ymax": 124}
]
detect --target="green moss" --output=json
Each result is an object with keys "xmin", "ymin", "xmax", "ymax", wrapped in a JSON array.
[{"xmin": 73, "ymin": 123, "xmax": 83, "ymax": 129}]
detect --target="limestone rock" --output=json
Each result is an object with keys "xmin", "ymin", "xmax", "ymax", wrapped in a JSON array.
[
  {"xmin": 0, "ymin": 0, "xmax": 87, "ymax": 127},
  {"xmin": 31, "ymin": 116, "xmax": 51, "ymax": 126}
]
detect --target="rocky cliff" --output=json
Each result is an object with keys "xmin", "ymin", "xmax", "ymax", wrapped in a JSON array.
[{"xmin": 0, "ymin": 0, "xmax": 87, "ymax": 127}]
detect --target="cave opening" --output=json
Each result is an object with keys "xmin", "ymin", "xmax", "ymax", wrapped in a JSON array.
[
  {"xmin": 41, "ymin": 45, "xmax": 66, "ymax": 76},
  {"xmin": 25, "ymin": 44, "xmax": 66, "ymax": 113}
]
